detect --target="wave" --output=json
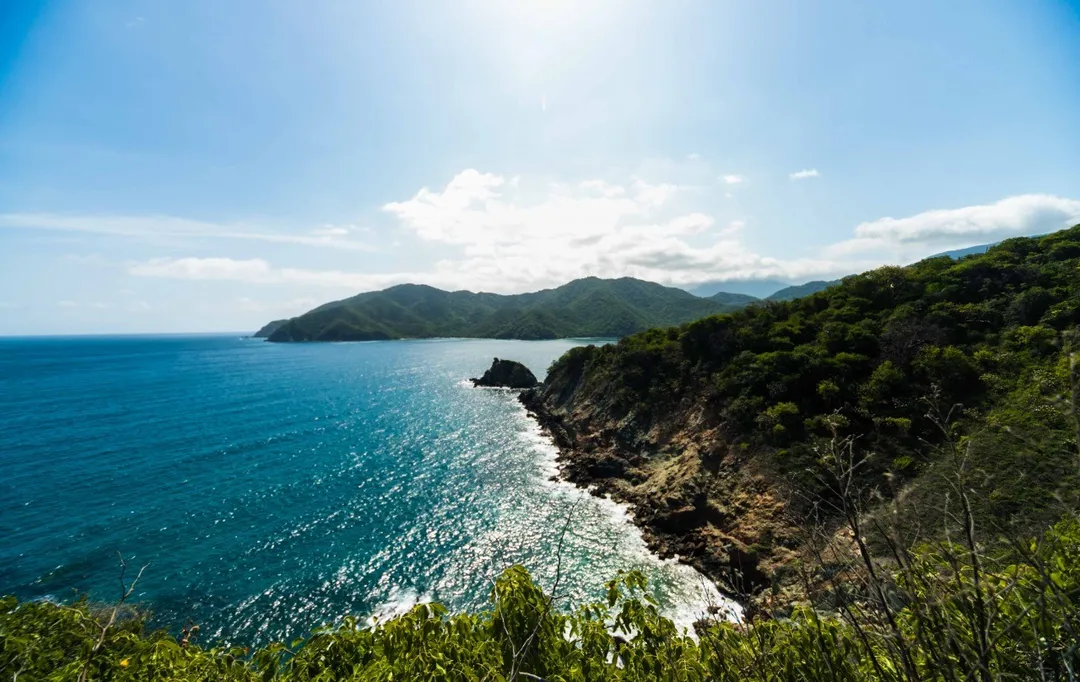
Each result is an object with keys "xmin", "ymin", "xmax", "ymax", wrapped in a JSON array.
[{"xmin": 511, "ymin": 400, "xmax": 742, "ymax": 634}]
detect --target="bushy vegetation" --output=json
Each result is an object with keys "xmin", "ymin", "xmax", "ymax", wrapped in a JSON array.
[
  {"xmin": 265, "ymin": 277, "xmax": 743, "ymax": 342},
  {"xmin": 3, "ymin": 509, "xmax": 1080, "ymax": 680},
  {"xmin": 548, "ymin": 227, "xmax": 1080, "ymax": 525}
]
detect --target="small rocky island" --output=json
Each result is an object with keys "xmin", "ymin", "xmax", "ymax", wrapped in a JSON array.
[{"xmin": 471, "ymin": 358, "xmax": 539, "ymax": 389}]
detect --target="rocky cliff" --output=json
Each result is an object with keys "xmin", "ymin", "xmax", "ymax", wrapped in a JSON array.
[{"xmin": 519, "ymin": 351, "xmax": 793, "ymax": 598}]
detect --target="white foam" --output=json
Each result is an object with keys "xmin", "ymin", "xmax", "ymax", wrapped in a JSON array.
[
  {"xmin": 513, "ymin": 402, "xmax": 743, "ymax": 635},
  {"xmin": 366, "ymin": 586, "xmax": 433, "ymax": 627}
]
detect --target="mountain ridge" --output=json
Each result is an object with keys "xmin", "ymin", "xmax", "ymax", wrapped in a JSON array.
[
  {"xmin": 264, "ymin": 277, "xmax": 745, "ymax": 342},
  {"xmin": 259, "ymin": 241, "xmax": 1007, "ymax": 342}
]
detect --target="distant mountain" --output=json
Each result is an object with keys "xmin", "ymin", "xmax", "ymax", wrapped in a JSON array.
[
  {"xmin": 253, "ymin": 319, "xmax": 289, "ymax": 338},
  {"xmin": 766, "ymin": 280, "xmax": 841, "ymax": 301},
  {"xmin": 686, "ymin": 279, "xmax": 791, "ymax": 299},
  {"xmin": 264, "ymin": 277, "xmax": 745, "ymax": 342},
  {"xmin": 757, "ymin": 242, "xmax": 998, "ymax": 303},
  {"xmin": 707, "ymin": 291, "xmax": 760, "ymax": 306},
  {"xmin": 930, "ymin": 242, "xmax": 995, "ymax": 259}
]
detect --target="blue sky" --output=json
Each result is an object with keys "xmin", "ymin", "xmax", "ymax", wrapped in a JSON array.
[{"xmin": 1, "ymin": 0, "xmax": 1079, "ymax": 334}]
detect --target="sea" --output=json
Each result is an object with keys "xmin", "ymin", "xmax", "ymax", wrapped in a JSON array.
[{"xmin": 0, "ymin": 334, "xmax": 731, "ymax": 645}]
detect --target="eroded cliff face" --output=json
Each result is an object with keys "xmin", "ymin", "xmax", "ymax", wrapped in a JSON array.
[{"xmin": 520, "ymin": 351, "xmax": 799, "ymax": 599}]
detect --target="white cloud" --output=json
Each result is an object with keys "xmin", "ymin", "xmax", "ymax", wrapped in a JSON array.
[
  {"xmin": 128, "ymin": 257, "xmax": 421, "ymax": 291},
  {"xmin": 632, "ymin": 178, "xmax": 680, "ymax": 206},
  {"xmin": 0, "ymin": 214, "xmax": 376, "ymax": 251},
  {"xmin": 122, "ymin": 169, "xmax": 1080, "ymax": 298},
  {"xmin": 721, "ymin": 175, "xmax": 743, "ymax": 184},
  {"xmin": 578, "ymin": 179, "xmax": 626, "ymax": 197},
  {"xmin": 378, "ymin": 169, "xmax": 851, "ymax": 289},
  {"xmin": 236, "ymin": 296, "xmax": 319, "ymax": 315},
  {"xmin": 720, "ymin": 220, "xmax": 745, "ymax": 236},
  {"xmin": 789, "ymin": 169, "xmax": 820, "ymax": 180},
  {"xmin": 309, "ymin": 225, "xmax": 352, "ymax": 237},
  {"xmin": 130, "ymin": 257, "xmax": 275, "ymax": 282},
  {"xmin": 56, "ymin": 300, "xmax": 78, "ymax": 308},
  {"xmin": 828, "ymin": 194, "xmax": 1080, "ymax": 258},
  {"xmin": 663, "ymin": 213, "xmax": 715, "ymax": 235},
  {"xmin": 686, "ymin": 153, "xmax": 701, "ymax": 160}
]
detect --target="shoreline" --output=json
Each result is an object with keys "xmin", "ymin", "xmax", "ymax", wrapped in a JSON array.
[{"xmin": 516, "ymin": 389, "xmax": 748, "ymax": 618}]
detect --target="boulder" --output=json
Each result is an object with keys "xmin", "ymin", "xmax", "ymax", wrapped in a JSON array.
[{"xmin": 471, "ymin": 358, "xmax": 539, "ymax": 389}]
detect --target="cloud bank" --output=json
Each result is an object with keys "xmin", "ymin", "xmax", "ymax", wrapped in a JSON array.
[
  {"xmin": 0, "ymin": 213, "xmax": 375, "ymax": 251},
  {"xmin": 828, "ymin": 194, "xmax": 1080, "ymax": 258},
  {"xmin": 22, "ymin": 169, "xmax": 1077, "ymax": 299}
]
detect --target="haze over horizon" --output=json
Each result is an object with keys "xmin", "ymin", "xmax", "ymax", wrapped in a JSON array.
[{"xmin": 1, "ymin": 0, "xmax": 1079, "ymax": 334}]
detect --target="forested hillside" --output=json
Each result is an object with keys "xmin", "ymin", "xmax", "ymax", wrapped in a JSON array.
[
  {"xmin": 264, "ymin": 277, "xmax": 742, "ymax": 342},
  {"xmin": 527, "ymin": 226, "xmax": 1080, "ymax": 598}
]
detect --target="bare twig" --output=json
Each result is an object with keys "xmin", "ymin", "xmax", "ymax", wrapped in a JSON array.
[{"xmin": 77, "ymin": 553, "xmax": 149, "ymax": 682}]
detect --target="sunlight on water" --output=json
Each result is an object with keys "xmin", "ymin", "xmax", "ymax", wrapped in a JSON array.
[{"xmin": 0, "ymin": 335, "xmax": 735, "ymax": 645}]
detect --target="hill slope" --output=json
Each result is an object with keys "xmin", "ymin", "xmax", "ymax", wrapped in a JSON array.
[
  {"xmin": 707, "ymin": 291, "xmax": 760, "ymax": 307},
  {"xmin": 524, "ymin": 226, "xmax": 1080, "ymax": 595},
  {"xmin": 253, "ymin": 319, "xmax": 289, "ymax": 338},
  {"xmin": 756, "ymin": 242, "xmax": 997, "ymax": 303},
  {"xmin": 931, "ymin": 242, "xmax": 995, "ymax": 259},
  {"xmin": 686, "ymin": 279, "xmax": 790, "ymax": 298},
  {"xmin": 265, "ymin": 277, "xmax": 743, "ymax": 342},
  {"xmin": 766, "ymin": 279, "xmax": 840, "ymax": 301}
]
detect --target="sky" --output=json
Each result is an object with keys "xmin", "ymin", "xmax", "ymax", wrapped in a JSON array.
[{"xmin": 1, "ymin": 0, "xmax": 1079, "ymax": 334}]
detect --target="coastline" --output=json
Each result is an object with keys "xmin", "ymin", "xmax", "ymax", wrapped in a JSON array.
[{"xmin": 517, "ymin": 388, "xmax": 749, "ymax": 616}]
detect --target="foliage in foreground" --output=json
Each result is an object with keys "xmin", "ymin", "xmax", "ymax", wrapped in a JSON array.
[{"xmin": 3, "ymin": 513, "xmax": 1080, "ymax": 681}]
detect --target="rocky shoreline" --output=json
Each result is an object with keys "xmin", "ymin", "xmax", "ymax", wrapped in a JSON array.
[{"xmin": 518, "ymin": 387, "xmax": 773, "ymax": 607}]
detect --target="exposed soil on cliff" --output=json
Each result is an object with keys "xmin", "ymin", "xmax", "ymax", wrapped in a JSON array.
[{"xmin": 519, "ymin": 386, "xmax": 802, "ymax": 603}]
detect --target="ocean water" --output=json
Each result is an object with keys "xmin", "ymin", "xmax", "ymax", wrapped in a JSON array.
[{"xmin": 0, "ymin": 335, "xmax": 729, "ymax": 645}]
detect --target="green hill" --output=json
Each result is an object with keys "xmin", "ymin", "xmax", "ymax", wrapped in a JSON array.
[
  {"xmin": 528, "ymin": 225, "xmax": 1080, "ymax": 596},
  {"xmin": 687, "ymin": 278, "xmax": 789, "ymax": 298},
  {"xmin": 265, "ymin": 277, "xmax": 743, "ymax": 342},
  {"xmin": 765, "ymin": 279, "xmax": 840, "ymax": 301},
  {"xmin": 706, "ymin": 291, "xmax": 760, "ymax": 306},
  {"xmin": 759, "ymin": 243, "xmax": 997, "ymax": 303}
]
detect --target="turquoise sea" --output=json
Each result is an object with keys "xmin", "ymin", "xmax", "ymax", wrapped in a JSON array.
[{"xmin": 0, "ymin": 335, "xmax": 726, "ymax": 645}]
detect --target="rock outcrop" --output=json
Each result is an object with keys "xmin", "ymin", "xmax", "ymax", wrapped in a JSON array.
[
  {"xmin": 519, "ymin": 356, "xmax": 790, "ymax": 601},
  {"xmin": 471, "ymin": 358, "xmax": 539, "ymax": 389}
]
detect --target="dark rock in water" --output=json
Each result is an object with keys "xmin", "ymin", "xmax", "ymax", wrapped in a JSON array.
[{"xmin": 471, "ymin": 358, "xmax": 539, "ymax": 389}]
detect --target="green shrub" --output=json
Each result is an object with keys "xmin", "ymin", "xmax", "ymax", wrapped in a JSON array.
[{"xmin": 4, "ymin": 514, "xmax": 1080, "ymax": 680}]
